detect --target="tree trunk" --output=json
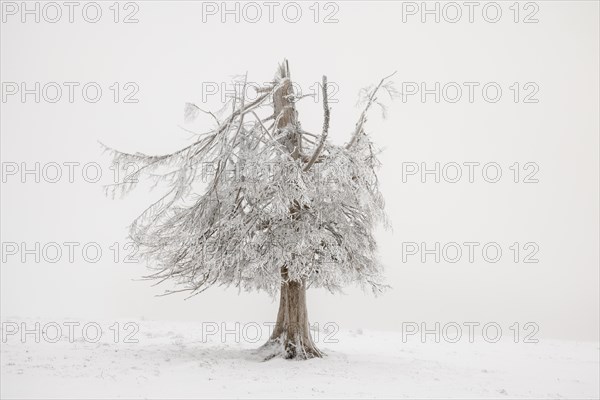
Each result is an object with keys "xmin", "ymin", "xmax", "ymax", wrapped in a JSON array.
[
  {"xmin": 273, "ymin": 60, "xmax": 300, "ymax": 158},
  {"xmin": 262, "ymin": 267, "xmax": 323, "ymax": 359},
  {"xmin": 259, "ymin": 60, "xmax": 323, "ymax": 360}
]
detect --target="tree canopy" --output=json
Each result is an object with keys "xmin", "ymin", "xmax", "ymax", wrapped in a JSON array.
[{"xmin": 104, "ymin": 61, "xmax": 395, "ymax": 299}]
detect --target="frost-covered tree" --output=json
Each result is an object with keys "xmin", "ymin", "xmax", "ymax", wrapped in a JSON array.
[{"xmin": 104, "ymin": 60, "xmax": 395, "ymax": 359}]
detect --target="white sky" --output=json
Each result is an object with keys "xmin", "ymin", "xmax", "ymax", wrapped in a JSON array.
[{"xmin": 1, "ymin": 1, "xmax": 598, "ymax": 341}]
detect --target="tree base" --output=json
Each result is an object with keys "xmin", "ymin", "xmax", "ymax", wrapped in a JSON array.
[{"xmin": 258, "ymin": 336, "xmax": 324, "ymax": 361}]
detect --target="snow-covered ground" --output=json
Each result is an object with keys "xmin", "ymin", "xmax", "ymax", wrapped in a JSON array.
[{"xmin": 1, "ymin": 318, "xmax": 598, "ymax": 399}]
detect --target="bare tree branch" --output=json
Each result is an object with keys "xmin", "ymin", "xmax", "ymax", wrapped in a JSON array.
[
  {"xmin": 346, "ymin": 71, "xmax": 397, "ymax": 149},
  {"xmin": 303, "ymin": 75, "xmax": 330, "ymax": 172}
]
